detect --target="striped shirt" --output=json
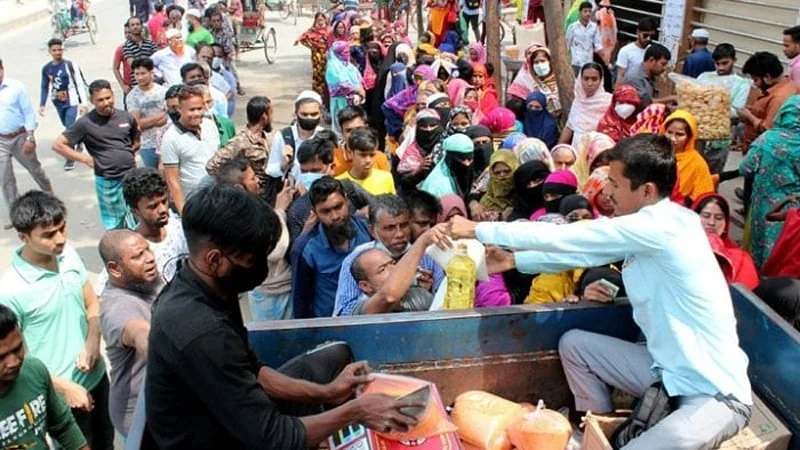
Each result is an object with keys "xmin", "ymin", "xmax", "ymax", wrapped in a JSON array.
[{"xmin": 122, "ymin": 39, "xmax": 159, "ymax": 86}]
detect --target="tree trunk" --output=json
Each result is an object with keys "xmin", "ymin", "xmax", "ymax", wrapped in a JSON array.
[
  {"xmin": 485, "ymin": 0, "xmax": 501, "ymax": 92},
  {"xmin": 542, "ymin": 0, "xmax": 575, "ymax": 124},
  {"xmin": 416, "ymin": 0, "xmax": 424, "ymax": 38}
]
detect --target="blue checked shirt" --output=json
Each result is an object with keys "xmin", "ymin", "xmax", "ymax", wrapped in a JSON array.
[{"xmin": 333, "ymin": 241, "xmax": 445, "ymax": 316}]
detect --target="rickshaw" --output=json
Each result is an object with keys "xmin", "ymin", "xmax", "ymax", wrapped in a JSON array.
[
  {"xmin": 50, "ymin": 0, "xmax": 98, "ymax": 44},
  {"xmin": 238, "ymin": 0, "xmax": 278, "ymax": 63},
  {"xmin": 265, "ymin": 0, "xmax": 298, "ymax": 25}
]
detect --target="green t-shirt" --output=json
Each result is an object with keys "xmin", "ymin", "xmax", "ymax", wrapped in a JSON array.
[
  {"xmin": 0, "ymin": 357, "xmax": 86, "ymax": 450},
  {"xmin": 186, "ymin": 27, "xmax": 215, "ymax": 49},
  {"xmin": 0, "ymin": 245, "xmax": 105, "ymax": 391},
  {"xmin": 216, "ymin": 116, "xmax": 236, "ymax": 147}
]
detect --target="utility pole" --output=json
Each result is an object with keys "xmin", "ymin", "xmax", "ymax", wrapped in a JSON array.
[
  {"xmin": 416, "ymin": 0, "xmax": 424, "ymax": 39},
  {"xmin": 543, "ymin": 0, "xmax": 575, "ymax": 122},
  {"xmin": 485, "ymin": 0, "xmax": 501, "ymax": 91}
]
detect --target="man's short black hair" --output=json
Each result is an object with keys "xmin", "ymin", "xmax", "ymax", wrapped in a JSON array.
[
  {"xmin": 347, "ymin": 127, "xmax": 378, "ymax": 153},
  {"xmin": 403, "ymin": 190, "xmax": 441, "ymax": 217},
  {"xmin": 644, "ymin": 43, "xmax": 671, "ymax": 62},
  {"xmin": 123, "ymin": 167, "xmax": 168, "ymax": 208},
  {"xmin": 246, "ymin": 96, "xmax": 271, "ymax": 125},
  {"xmin": 154, "ymin": 2, "xmax": 164, "ymax": 12},
  {"xmin": 210, "ymin": 43, "xmax": 226, "ymax": 56},
  {"xmin": 315, "ymin": 129, "xmax": 339, "ymax": 148},
  {"xmin": 368, "ymin": 194, "xmax": 409, "ymax": 226},
  {"xmin": 637, "ymin": 17, "xmax": 658, "ymax": 33},
  {"xmin": 712, "ymin": 43, "xmax": 736, "ymax": 61},
  {"xmin": 215, "ymin": 157, "xmax": 250, "ymax": 186},
  {"xmin": 10, "ymin": 191, "xmax": 67, "ymax": 234},
  {"xmin": 579, "ymin": 1, "xmax": 592, "ymax": 11},
  {"xmin": 125, "ymin": 16, "xmax": 142, "ymax": 26},
  {"xmin": 131, "ymin": 56, "xmax": 154, "ymax": 72},
  {"xmin": 88, "ymin": 79, "xmax": 112, "ymax": 97},
  {"xmin": 742, "ymin": 52, "xmax": 784, "ymax": 78},
  {"xmin": 309, "ymin": 176, "xmax": 347, "ymax": 208},
  {"xmin": 337, "ymin": 105, "xmax": 367, "ymax": 127},
  {"xmin": 165, "ymin": 84, "xmax": 184, "ymax": 100},
  {"xmin": 0, "ymin": 304, "xmax": 19, "ymax": 341},
  {"xmin": 47, "ymin": 38, "xmax": 63, "ymax": 48},
  {"xmin": 182, "ymin": 184, "xmax": 280, "ymax": 257},
  {"xmin": 784, "ymin": 25, "xmax": 800, "ymax": 43},
  {"xmin": 180, "ymin": 62, "xmax": 203, "ymax": 81},
  {"xmin": 297, "ymin": 137, "xmax": 335, "ymax": 165},
  {"xmin": 605, "ymin": 134, "xmax": 677, "ymax": 198}
]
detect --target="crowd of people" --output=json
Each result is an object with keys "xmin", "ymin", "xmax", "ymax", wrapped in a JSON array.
[{"xmin": 0, "ymin": 0, "xmax": 799, "ymax": 449}]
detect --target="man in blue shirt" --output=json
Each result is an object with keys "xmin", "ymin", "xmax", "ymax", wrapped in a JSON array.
[
  {"xmin": 0, "ymin": 58, "xmax": 54, "ymax": 228},
  {"xmin": 40, "ymin": 38, "xmax": 90, "ymax": 171},
  {"xmin": 291, "ymin": 177, "xmax": 372, "ymax": 318},
  {"xmin": 682, "ymin": 28, "xmax": 716, "ymax": 78},
  {"xmin": 440, "ymin": 134, "xmax": 752, "ymax": 449},
  {"xmin": 333, "ymin": 194, "xmax": 444, "ymax": 316}
]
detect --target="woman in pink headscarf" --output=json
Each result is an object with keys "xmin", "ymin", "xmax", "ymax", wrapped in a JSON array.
[
  {"xmin": 530, "ymin": 170, "xmax": 579, "ymax": 221},
  {"xmin": 560, "ymin": 62, "xmax": 612, "ymax": 147},
  {"xmin": 480, "ymin": 107, "xmax": 517, "ymax": 144},
  {"xmin": 508, "ymin": 43, "xmax": 561, "ymax": 116},
  {"xmin": 392, "ymin": 19, "xmax": 413, "ymax": 46},
  {"xmin": 572, "ymin": 131, "xmax": 616, "ymax": 186},
  {"xmin": 471, "ymin": 64, "xmax": 499, "ymax": 122},
  {"xmin": 467, "ymin": 42, "xmax": 486, "ymax": 65},
  {"xmin": 438, "ymin": 194, "xmax": 468, "ymax": 222}
]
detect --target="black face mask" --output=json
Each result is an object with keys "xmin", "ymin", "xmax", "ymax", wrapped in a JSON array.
[
  {"xmin": 445, "ymin": 153, "xmax": 474, "ymax": 196},
  {"xmin": 415, "ymin": 126, "xmax": 443, "ymax": 152},
  {"xmin": 218, "ymin": 255, "xmax": 269, "ymax": 293},
  {"xmin": 297, "ymin": 117, "xmax": 320, "ymax": 131},
  {"xmin": 544, "ymin": 197, "xmax": 563, "ymax": 213},
  {"xmin": 523, "ymin": 183, "xmax": 545, "ymax": 210},
  {"xmin": 168, "ymin": 110, "xmax": 181, "ymax": 124},
  {"xmin": 473, "ymin": 142, "xmax": 493, "ymax": 165},
  {"xmin": 435, "ymin": 107, "xmax": 451, "ymax": 124}
]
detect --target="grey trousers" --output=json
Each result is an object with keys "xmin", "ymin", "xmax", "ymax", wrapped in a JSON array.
[
  {"xmin": 559, "ymin": 329, "xmax": 750, "ymax": 450},
  {"xmin": 0, "ymin": 134, "xmax": 52, "ymax": 216}
]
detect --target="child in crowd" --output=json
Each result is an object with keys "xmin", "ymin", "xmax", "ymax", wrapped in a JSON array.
[{"xmin": 336, "ymin": 127, "xmax": 396, "ymax": 195}]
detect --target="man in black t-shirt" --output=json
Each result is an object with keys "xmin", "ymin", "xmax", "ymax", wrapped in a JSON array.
[{"xmin": 52, "ymin": 79, "xmax": 140, "ymax": 230}]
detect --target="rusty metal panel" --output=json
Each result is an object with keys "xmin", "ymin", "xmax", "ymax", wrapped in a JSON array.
[{"xmin": 731, "ymin": 285, "xmax": 800, "ymax": 450}]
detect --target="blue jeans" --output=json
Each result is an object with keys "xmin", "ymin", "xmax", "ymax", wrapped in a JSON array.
[
  {"xmin": 139, "ymin": 147, "xmax": 158, "ymax": 168},
  {"xmin": 54, "ymin": 103, "xmax": 78, "ymax": 128}
]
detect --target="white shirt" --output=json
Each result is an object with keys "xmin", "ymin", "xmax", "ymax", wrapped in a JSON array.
[
  {"xmin": 160, "ymin": 118, "xmax": 220, "ymax": 196},
  {"xmin": 566, "ymin": 21, "xmax": 602, "ymax": 67},
  {"xmin": 265, "ymin": 123, "xmax": 324, "ymax": 180},
  {"xmin": 475, "ymin": 199, "xmax": 752, "ymax": 404},
  {"xmin": 616, "ymin": 42, "xmax": 648, "ymax": 73},
  {"xmin": 151, "ymin": 46, "xmax": 197, "ymax": 87}
]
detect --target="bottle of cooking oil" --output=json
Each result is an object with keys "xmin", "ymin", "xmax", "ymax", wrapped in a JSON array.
[{"xmin": 444, "ymin": 243, "xmax": 476, "ymax": 310}]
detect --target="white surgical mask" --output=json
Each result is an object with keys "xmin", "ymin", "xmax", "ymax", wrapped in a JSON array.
[
  {"xmin": 533, "ymin": 62, "xmax": 551, "ymax": 77},
  {"xmin": 614, "ymin": 103, "xmax": 636, "ymax": 119},
  {"xmin": 212, "ymin": 56, "xmax": 224, "ymax": 71}
]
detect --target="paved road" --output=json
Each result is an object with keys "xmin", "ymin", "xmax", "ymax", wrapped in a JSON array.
[{"xmin": 0, "ymin": 2, "xmax": 318, "ymax": 276}]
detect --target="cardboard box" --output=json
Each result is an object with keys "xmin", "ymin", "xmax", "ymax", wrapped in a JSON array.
[
  {"xmin": 326, "ymin": 423, "xmax": 463, "ymax": 450},
  {"xmin": 581, "ymin": 393, "xmax": 791, "ymax": 450}
]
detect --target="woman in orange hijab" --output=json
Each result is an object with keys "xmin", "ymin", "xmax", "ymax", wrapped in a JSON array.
[
  {"xmin": 470, "ymin": 63, "xmax": 499, "ymax": 121},
  {"xmin": 661, "ymin": 110, "xmax": 715, "ymax": 203}
]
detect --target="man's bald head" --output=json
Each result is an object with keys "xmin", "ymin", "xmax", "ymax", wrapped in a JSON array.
[
  {"xmin": 99, "ymin": 229, "xmax": 161, "ymax": 293},
  {"xmin": 99, "ymin": 229, "xmax": 142, "ymax": 265}
]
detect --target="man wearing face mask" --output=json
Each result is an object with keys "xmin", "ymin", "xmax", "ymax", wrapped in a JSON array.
[
  {"xmin": 152, "ymin": 28, "xmax": 196, "ymax": 86},
  {"xmin": 287, "ymin": 137, "xmax": 372, "ymax": 241},
  {"xmin": 266, "ymin": 91, "xmax": 325, "ymax": 184},
  {"xmin": 147, "ymin": 185, "xmax": 421, "ymax": 449},
  {"xmin": 333, "ymin": 195, "xmax": 445, "ymax": 316},
  {"xmin": 206, "ymin": 96, "xmax": 273, "ymax": 194}
]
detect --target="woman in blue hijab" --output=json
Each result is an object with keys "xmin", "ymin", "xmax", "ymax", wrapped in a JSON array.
[{"xmin": 523, "ymin": 91, "xmax": 558, "ymax": 149}]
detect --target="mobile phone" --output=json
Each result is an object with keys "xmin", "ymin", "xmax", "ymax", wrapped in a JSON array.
[
  {"xmin": 598, "ymin": 278, "xmax": 620, "ymax": 300},
  {"xmin": 396, "ymin": 385, "xmax": 430, "ymax": 419}
]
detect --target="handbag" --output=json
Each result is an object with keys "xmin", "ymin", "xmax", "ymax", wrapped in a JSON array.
[{"xmin": 610, "ymin": 382, "xmax": 674, "ymax": 449}]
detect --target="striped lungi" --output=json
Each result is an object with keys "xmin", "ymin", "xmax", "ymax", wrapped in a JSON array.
[{"xmin": 94, "ymin": 176, "xmax": 135, "ymax": 230}]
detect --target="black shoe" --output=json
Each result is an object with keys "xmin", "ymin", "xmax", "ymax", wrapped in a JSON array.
[
  {"xmin": 734, "ymin": 187, "xmax": 744, "ymax": 201},
  {"xmin": 64, "ymin": 159, "xmax": 76, "ymax": 171}
]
